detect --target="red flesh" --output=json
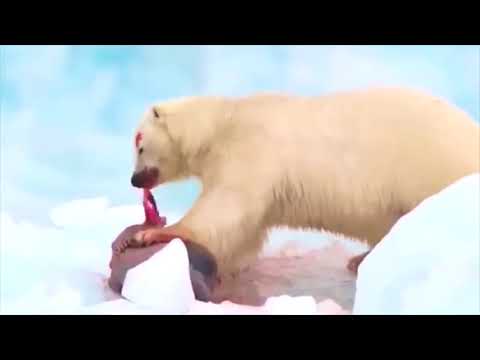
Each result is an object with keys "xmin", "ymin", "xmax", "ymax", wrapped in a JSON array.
[{"xmin": 142, "ymin": 188, "xmax": 166, "ymax": 227}]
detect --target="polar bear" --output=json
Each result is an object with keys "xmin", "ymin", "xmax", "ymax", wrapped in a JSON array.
[{"xmin": 125, "ymin": 88, "xmax": 480, "ymax": 277}]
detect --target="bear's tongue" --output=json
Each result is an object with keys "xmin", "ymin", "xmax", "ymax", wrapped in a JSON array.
[{"xmin": 143, "ymin": 188, "xmax": 164, "ymax": 226}]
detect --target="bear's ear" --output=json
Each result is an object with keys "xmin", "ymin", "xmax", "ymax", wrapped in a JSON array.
[{"xmin": 151, "ymin": 105, "xmax": 166, "ymax": 124}]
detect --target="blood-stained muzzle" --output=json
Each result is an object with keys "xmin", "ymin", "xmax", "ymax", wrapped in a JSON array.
[{"xmin": 130, "ymin": 167, "xmax": 160, "ymax": 189}]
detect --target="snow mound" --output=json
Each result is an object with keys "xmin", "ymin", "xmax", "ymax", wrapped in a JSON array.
[
  {"xmin": 81, "ymin": 299, "xmax": 156, "ymax": 315},
  {"xmin": 264, "ymin": 295, "xmax": 317, "ymax": 314},
  {"xmin": 353, "ymin": 173, "xmax": 480, "ymax": 315},
  {"xmin": 78, "ymin": 239, "xmax": 349, "ymax": 315},
  {"xmin": 121, "ymin": 238, "xmax": 195, "ymax": 314}
]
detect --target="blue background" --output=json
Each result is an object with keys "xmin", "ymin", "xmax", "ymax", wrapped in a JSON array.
[{"xmin": 1, "ymin": 45, "xmax": 478, "ymax": 225}]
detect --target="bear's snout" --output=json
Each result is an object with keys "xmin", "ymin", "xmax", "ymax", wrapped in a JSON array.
[
  {"xmin": 130, "ymin": 172, "xmax": 144, "ymax": 187},
  {"xmin": 131, "ymin": 167, "xmax": 160, "ymax": 189}
]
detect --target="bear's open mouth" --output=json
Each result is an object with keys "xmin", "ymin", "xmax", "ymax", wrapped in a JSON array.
[{"xmin": 131, "ymin": 167, "xmax": 160, "ymax": 189}]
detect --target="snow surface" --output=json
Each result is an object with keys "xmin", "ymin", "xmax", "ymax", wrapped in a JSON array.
[
  {"xmin": 2, "ymin": 175, "xmax": 479, "ymax": 315},
  {"xmin": 1, "ymin": 194, "xmax": 359, "ymax": 314},
  {"xmin": 353, "ymin": 173, "xmax": 480, "ymax": 315},
  {"xmin": 80, "ymin": 239, "xmax": 349, "ymax": 315}
]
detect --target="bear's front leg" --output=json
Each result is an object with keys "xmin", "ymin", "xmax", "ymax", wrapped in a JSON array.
[
  {"xmin": 138, "ymin": 188, "xmax": 265, "ymax": 275},
  {"xmin": 112, "ymin": 223, "xmax": 154, "ymax": 254},
  {"xmin": 184, "ymin": 189, "xmax": 265, "ymax": 275},
  {"xmin": 131, "ymin": 222, "xmax": 195, "ymax": 247}
]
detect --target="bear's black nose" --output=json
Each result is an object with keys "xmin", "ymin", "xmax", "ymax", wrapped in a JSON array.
[
  {"xmin": 130, "ymin": 168, "xmax": 160, "ymax": 189},
  {"xmin": 130, "ymin": 172, "xmax": 144, "ymax": 188}
]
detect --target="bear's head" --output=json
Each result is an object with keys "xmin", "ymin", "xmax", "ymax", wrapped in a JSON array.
[
  {"xmin": 130, "ymin": 105, "xmax": 184, "ymax": 189},
  {"xmin": 130, "ymin": 96, "xmax": 231, "ymax": 189}
]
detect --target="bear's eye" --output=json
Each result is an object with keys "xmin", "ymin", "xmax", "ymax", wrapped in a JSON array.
[{"xmin": 139, "ymin": 147, "xmax": 144, "ymax": 155}]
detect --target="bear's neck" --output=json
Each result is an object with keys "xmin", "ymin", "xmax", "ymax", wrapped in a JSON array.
[{"xmin": 173, "ymin": 97, "xmax": 234, "ymax": 184}]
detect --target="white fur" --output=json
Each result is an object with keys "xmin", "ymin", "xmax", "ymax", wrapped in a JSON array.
[{"xmin": 134, "ymin": 88, "xmax": 480, "ymax": 274}]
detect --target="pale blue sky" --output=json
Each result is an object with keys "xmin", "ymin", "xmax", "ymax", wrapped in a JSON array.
[{"xmin": 1, "ymin": 45, "xmax": 479, "ymax": 225}]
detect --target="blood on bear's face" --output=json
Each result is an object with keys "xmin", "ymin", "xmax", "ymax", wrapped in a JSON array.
[
  {"xmin": 130, "ymin": 106, "xmax": 181, "ymax": 189},
  {"xmin": 131, "ymin": 131, "xmax": 160, "ymax": 189},
  {"xmin": 130, "ymin": 166, "xmax": 160, "ymax": 189}
]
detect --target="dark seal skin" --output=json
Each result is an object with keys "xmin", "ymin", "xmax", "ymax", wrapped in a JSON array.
[{"xmin": 108, "ymin": 224, "xmax": 218, "ymax": 302}]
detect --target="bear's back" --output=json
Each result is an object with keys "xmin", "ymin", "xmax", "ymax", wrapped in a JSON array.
[{"xmin": 229, "ymin": 88, "xmax": 479, "ymax": 241}]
